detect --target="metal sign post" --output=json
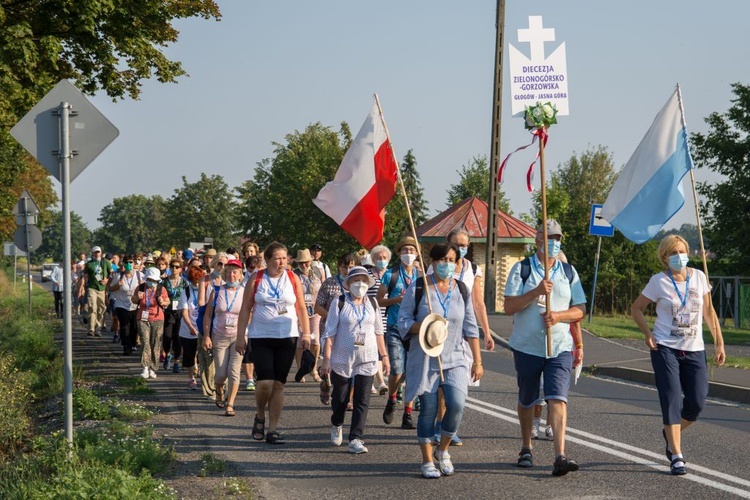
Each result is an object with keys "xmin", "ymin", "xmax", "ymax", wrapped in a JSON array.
[{"xmin": 588, "ymin": 204, "xmax": 614, "ymax": 323}]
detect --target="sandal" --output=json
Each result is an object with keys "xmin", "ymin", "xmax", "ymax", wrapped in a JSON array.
[
  {"xmin": 252, "ymin": 416, "xmax": 265, "ymax": 441},
  {"xmin": 517, "ymin": 448, "xmax": 533, "ymax": 468},
  {"xmin": 266, "ymin": 430, "xmax": 285, "ymax": 445},
  {"xmin": 670, "ymin": 457, "xmax": 687, "ymax": 475},
  {"xmin": 215, "ymin": 386, "xmax": 225, "ymax": 408},
  {"xmin": 225, "ymin": 404, "xmax": 235, "ymax": 417},
  {"xmin": 319, "ymin": 378, "xmax": 331, "ymax": 405},
  {"xmin": 662, "ymin": 429, "xmax": 672, "ymax": 461}
]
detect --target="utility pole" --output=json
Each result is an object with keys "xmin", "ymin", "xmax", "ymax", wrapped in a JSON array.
[{"xmin": 484, "ymin": 0, "xmax": 506, "ymax": 313}]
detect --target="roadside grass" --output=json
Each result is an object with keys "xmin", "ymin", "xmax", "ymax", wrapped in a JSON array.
[
  {"xmin": 586, "ymin": 314, "xmax": 750, "ymax": 369},
  {"xmin": 0, "ymin": 269, "xmax": 176, "ymax": 498},
  {"xmin": 219, "ymin": 478, "xmax": 253, "ymax": 498},
  {"xmin": 199, "ymin": 452, "xmax": 228, "ymax": 477}
]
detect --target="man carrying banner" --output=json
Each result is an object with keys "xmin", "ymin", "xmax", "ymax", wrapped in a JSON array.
[{"xmin": 503, "ymin": 219, "xmax": 586, "ymax": 476}]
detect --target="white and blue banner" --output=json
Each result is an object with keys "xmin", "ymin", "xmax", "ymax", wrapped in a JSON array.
[{"xmin": 601, "ymin": 88, "xmax": 693, "ymax": 243}]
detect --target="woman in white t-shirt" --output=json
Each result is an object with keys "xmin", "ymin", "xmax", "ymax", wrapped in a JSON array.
[
  {"xmin": 108, "ymin": 254, "xmax": 142, "ymax": 356},
  {"xmin": 632, "ymin": 235, "xmax": 725, "ymax": 476}
]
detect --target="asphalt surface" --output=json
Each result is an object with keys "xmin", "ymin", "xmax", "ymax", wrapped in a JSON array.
[{"xmin": 37, "ymin": 274, "xmax": 749, "ymax": 499}]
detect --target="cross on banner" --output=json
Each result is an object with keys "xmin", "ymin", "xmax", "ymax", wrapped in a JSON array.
[{"xmin": 518, "ymin": 16, "xmax": 555, "ymax": 61}]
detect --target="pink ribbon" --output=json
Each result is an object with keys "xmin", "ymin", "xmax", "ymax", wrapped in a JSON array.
[{"xmin": 497, "ymin": 127, "xmax": 548, "ymax": 192}]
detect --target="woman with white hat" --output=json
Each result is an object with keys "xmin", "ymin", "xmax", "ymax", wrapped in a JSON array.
[
  {"xmin": 319, "ymin": 266, "xmax": 389, "ymax": 454},
  {"xmin": 398, "ymin": 243, "xmax": 484, "ymax": 478},
  {"xmin": 131, "ymin": 267, "xmax": 170, "ymax": 379}
]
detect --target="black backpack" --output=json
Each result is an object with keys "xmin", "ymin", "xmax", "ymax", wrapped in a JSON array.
[
  {"xmin": 138, "ymin": 282, "xmax": 165, "ymax": 308},
  {"xmin": 519, "ymin": 257, "xmax": 573, "ymax": 286}
]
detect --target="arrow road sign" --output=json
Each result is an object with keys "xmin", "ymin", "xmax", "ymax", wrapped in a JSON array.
[
  {"xmin": 10, "ymin": 79, "xmax": 119, "ymax": 182},
  {"xmin": 589, "ymin": 204, "xmax": 615, "ymax": 237}
]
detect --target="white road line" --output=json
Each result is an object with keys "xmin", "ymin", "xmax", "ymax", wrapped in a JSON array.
[{"xmin": 465, "ymin": 396, "xmax": 750, "ymax": 498}]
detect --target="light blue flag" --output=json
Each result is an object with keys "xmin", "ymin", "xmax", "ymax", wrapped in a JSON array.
[{"xmin": 601, "ymin": 88, "xmax": 693, "ymax": 243}]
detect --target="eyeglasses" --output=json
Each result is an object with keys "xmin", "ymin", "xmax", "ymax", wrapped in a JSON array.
[{"xmin": 171, "ymin": 265, "xmax": 181, "ymax": 269}]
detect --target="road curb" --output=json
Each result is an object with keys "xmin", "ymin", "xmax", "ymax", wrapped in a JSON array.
[{"xmin": 587, "ymin": 366, "xmax": 750, "ymax": 405}]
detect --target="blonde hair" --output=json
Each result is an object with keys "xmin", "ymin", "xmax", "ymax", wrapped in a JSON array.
[
  {"xmin": 657, "ymin": 235, "xmax": 690, "ymax": 268},
  {"xmin": 211, "ymin": 252, "xmax": 229, "ymax": 269}
]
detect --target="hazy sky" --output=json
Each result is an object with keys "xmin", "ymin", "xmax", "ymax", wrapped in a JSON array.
[{"xmin": 55, "ymin": 0, "xmax": 749, "ymax": 237}]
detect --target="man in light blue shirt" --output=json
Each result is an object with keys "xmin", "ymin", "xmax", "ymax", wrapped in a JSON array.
[{"xmin": 503, "ymin": 219, "xmax": 586, "ymax": 477}]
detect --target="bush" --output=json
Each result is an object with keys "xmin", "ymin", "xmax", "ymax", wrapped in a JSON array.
[{"xmin": 0, "ymin": 354, "xmax": 32, "ymax": 459}]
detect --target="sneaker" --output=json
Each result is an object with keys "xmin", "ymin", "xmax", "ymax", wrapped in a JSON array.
[
  {"xmin": 331, "ymin": 425, "xmax": 343, "ymax": 446},
  {"xmin": 378, "ymin": 384, "xmax": 388, "ymax": 395},
  {"xmin": 421, "ymin": 462, "xmax": 441, "ymax": 479},
  {"xmin": 148, "ymin": 368, "xmax": 157, "ymax": 379},
  {"xmin": 371, "ymin": 385, "xmax": 378, "ymax": 395},
  {"xmin": 188, "ymin": 378, "xmax": 197, "ymax": 390},
  {"xmin": 348, "ymin": 439, "xmax": 369, "ymax": 454},
  {"xmin": 401, "ymin": 412, "xmax": 416, "ymax": 430},
  {"xmin": 172, "ymin": 362, "xmax": 180, "ymax": 374},
  {"xmin": 245, "ymin": 379, "xmax": 256, "ymax": 391},
  {"xmin": 552, "ymin": 455, "xmax": 579, "ymax": 476},
  {"xmin": 163, "ymin": 353, "xmax": 172, "ymax": 371},
  {"xmin": 450, "ymin": 434, "xmax": 463, "ymax": 446},
  {"xmin": 383, "ymin": 400, "xmax": 396, "ymax": 425},
  {"xmin": 532, "ymin": 418, "xmax": 540, "ymax": 440},
  {"xmin": 140, "ymin": 367, "xmax": 150, "ymax": 379},
  {"xmin": 545, "ymin": 425, "xmax": 554, "ymax": 439},
  {"xmin": 434, "ymin": 450, "xmax": 455, "ymax": 476}
]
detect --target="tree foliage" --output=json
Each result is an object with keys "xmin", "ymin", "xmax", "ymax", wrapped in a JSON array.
[
  {"xmin": 383, "ymin": 149, "xmax": 428, "ymax": 248},
  {"xmin": 445, "ymin": 155, "xmax": 510, "ymax": 212},
  {"xmin": 37, "ymin": 210, "xmax": 92, "ymax": 263},
  {"xmin": 93, "ymin": 195, "xmax": 168, "ymax": 254},
  {"xmin": 691, "ymin": 83, "xmax": 750, "ymax": 274}
]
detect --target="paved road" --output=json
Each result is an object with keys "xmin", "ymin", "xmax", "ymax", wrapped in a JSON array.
[{"xmin": 41, "ymin": 277, "xmax": 750, "ymax": 499}]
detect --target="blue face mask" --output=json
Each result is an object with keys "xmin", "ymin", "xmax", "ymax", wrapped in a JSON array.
[
  {"xmin": 435, "ymin": 262, "xmax": 456, "ymax": 279},
  {"xmin": 547, "ymin": 239, "xmax": 561, "ymax": 258},
  {"xmin": 458, "ymin": 246, "xmax": 468, "ymax": 259},
  {"xmin": 668, "ymin": 253, "xmax": 689, "ymax": 271},
  {"xmin": 226, "ymin": 280, "xmax": 239, "ymax": 288},
  {"xmin": 375, "ymin": 260, "xmax": 388, "ymax": 270}
]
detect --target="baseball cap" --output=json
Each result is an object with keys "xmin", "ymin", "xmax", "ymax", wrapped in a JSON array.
[
  {"xmin": 537, "ymin": 219, "xmax": 563, "ymax": 237},
  {"xmin": 91, "ymin": 246, "xmax": 102, "ymax": 253},
  {"xmin": 183, "ymin": 249, "xmax": 194, "ymax": 259}
]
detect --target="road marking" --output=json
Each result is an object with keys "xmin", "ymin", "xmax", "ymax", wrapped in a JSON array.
[{"xmin": 466, "ymin": 396, "xmax": 750, "ymax": 498}]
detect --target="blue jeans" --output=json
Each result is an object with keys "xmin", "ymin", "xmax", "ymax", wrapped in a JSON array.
[
  {"xmin": 417, "ymin": 384, "xmax": 466, "ymax": 444},
  {"xmin": 386, "ymin": 325, "xmax": 408, "ymax": 375}
]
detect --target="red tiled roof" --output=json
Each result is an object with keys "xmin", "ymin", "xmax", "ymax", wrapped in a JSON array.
[{"xmin": 416, "ymin": 196, "xmax": 535, "ymax": 241}]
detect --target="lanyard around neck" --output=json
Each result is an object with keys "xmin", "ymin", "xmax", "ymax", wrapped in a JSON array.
[
  {"xmin": 667, "ymin": 268, "xmax": 691, "ymax": 309},
  {"xmin": 430, "ymin": 274, "xmax": 453, "ymax": 317}
]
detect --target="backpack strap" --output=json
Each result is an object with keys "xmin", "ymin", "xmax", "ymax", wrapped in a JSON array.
[
  {"xmin": 471, "ymin": 261, "xmax": 477, "ymax": 276},
  {"xmin": 412, "ymin": 276, "xmax": 470, "ymax": 317},
  {"xmin": 287, "ymin": 269, "xmax": 300, "ymax": 297},
  {"xmin": 520, "ymin": 257, "xmax": 573, "ymax": 284},
  {"xmin": 338, "ymin": 294, "xmax": 380, "ymax": 313},
  {"xmin": 560, "ymin": 262, "xmax": 574, "ymax": 284},
  {"xmin": 386, "ymin": 267, "xmax": 400, "ymax": 295}
]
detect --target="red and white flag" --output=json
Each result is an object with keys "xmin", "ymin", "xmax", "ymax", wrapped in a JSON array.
[{"xmin": 313, "ymin": 100, "xmax": 398, "ymax": 248}]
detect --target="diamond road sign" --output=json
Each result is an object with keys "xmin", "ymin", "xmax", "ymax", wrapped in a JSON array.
[{"xmin": 10, "ymin": 80, "xmax": 119, "ymax": 182}]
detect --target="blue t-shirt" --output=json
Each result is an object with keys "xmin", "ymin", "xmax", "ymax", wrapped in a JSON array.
[
  {"xmin": 504, "ymin": 255, "xmax": 586, "ymax": 358},
  {"xmin": 381, "ymin": 265, "xmax": 419, "ymax": 326}
]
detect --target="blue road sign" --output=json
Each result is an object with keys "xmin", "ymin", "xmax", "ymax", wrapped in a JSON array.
[{"xmin": 589, "ymin": 204, "xmax": 615, "ymax": 237}]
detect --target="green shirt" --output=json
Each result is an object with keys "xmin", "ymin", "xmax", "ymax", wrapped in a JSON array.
[{"xmin": 83, "ymin": 259, "xmax": 112, "ymax": 291}]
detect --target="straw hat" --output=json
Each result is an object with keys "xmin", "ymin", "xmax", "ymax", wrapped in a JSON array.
[
  {"xmin": 418, "ymin": 313, "xmax": 448, "ymax": 357},
  {"xmin": 395, "ymin": 236, "xmax": 419, "ymax": 255},
  {"xmin": 295, "ymin": 249, "xmax": 313, "ymax": 263}
]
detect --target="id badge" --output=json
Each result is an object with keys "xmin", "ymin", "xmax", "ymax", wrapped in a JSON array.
[
  {"xmin": 304, "ymin": 293, "xmax": 313, "ymax": 304},
  {"xmin": 171, "ymin": 300, "xmax": 178, "ymax": 310},
  {"xmin": 276, "ymin": 301, "xmax": 288, "ymax": 315},
  {"xmin": 141, "ymin": 310, "xmax": 149, "ymax": 321},
  {"xmin": 354, "ymin": 330, "xmax": 365, "ymax": 347},
  {"xmin": 225, "ymin": 316, "xmax": 236, "ymax": 328},
  {"xmin": 537, "ymin": 295, "xmax": 547, "ymax": 308},
  {"xmin": 676, "ymin": 312, "xmax": 691, "ymax": 328}
]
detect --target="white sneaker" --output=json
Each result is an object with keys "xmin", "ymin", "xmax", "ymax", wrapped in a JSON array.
[
  {"xmin": 348, "ymin": 439, "xmax": 368, "ymax": 454},
  {"xmin": 421, "ymin": 462, "xmax": 441, "ymax": 479},
  {"xmin": 532, "ymin": 418, "xmax": 540, "ymax": 439},
  {"xmin": 149, "ymin": 368, "xmax": 157, "ymax": 379},
  {"xmin": 435, "ymin": 450, "xmax": 454, "ymax": 475},
  {"xmin": 330, "ymin": 425, "xmax": 343, "ymax": 446},
  {"xmin": 545, "ymin": 424, "xmax": 554, "ymax": 439},
  {"xmin": 140, "ymin": 367, "xmax": 150, "ymax": 379}
]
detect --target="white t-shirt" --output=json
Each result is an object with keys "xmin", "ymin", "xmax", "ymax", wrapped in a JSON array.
[
  {"xmin": 641, "ymin": 268, "xmax": 709, "ymax": 352},
  {"xmin": 112, "ymin": 271, "xmax": 142, "ymax": 311},
  {"xmin": 177, "ymin": 285, "xmax": 200, "ymax": 339}
]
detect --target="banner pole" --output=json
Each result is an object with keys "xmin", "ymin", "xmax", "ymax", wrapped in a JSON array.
[{"xmin": 538, "ymin": 128, "xmax": 551, "ymax": 357}]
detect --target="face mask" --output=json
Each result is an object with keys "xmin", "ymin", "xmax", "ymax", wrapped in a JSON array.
[
  {"xmin": 669, "ymin": 253, "xmax": 689, "ymax": 271},
  {"xmin": 349, "ymin": 281, "xmax": 369, "ymax": 298},
  {"xmin": 146, "ymin": 281, "xmax": 157, "ymax": 288},
  {"xmin": 211, "ymin": 270, "xmax": 220, "ymax": 278},
  {"xmin": 375, "ymin": 260, "xmax": 389, "ymax": 270},
  {"xmin": 547, "ymin": 239, "xmax": 561, "ymax": 258},
  {"xmin": 435, "ymin": 262, "xmax": 456, "ymax": 280},
  {"xmin": 124, "ymin": 263, "xmax": 133, "ymax": 272},
  {"xmin": 400, "ymin": 253, "xmax": 417, "ymax": 266},
  {"xmin": 458, "ymin": 247, "xmax": 468, "ymax": 259},
  {"xmin": 226, "ymin": 280, "xmax": 239, "ymax": 288}
]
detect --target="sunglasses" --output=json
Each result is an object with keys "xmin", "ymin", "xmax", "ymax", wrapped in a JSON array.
[
  {"xmin": 171, "ymin": 265, "xmax": 181, "ymax": 269},
  {"xmin": 215, "ymin": 263, "xmax": 225, "ymax": 268}
]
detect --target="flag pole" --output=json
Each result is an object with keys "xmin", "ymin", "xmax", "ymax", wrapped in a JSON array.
[
  {"xmin": 676, "ymin": 84, "xmax": 722, "ymax": 345},
  {"xmin": 374, "ymin": 93, "xmax": 443, "ymax": 379},
  {"xmin": 538, "ymin": 127, "xmax": 552, "ymax": 357}
]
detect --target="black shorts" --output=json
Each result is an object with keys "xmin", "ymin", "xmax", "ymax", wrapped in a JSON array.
[
  {"xmin": 242, "ymin": 343, "xmax": 253, "ymax": 364},
  {"xmin": 250, "ymin": 337, "xmax": 297, "ymax": 384},
  {"xmin": 180, "ymin": 337, "xmax": 198, "ymax": 368}
]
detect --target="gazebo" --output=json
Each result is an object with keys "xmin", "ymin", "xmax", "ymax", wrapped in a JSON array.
[{"xmin": 415, "ymin": 196, "xmax": 536, "ymax": 312}]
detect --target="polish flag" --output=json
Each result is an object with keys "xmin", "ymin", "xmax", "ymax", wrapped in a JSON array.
[{"xmin": 313, "ymin": 100, "xmax": 399, "ymax": 248}]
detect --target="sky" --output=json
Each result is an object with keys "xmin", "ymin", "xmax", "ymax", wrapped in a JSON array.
[{"xmin": 54, "ymin": 0, "xmax": 750, "ymax": 237}]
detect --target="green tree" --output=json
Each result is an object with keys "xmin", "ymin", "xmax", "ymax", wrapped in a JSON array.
[
  {"xmin": 691, "ymin": 83, "xmax": 750, "ymax": 273},
  {"xmin": 167, "ymin": 174, "xmax": 238, "ymax": 251},
  {"xmin": 237, "ymin": 123, "xmax": 357, "ymax": 261},
  {"xmin": 93, "ymin": 195, "xmax": 168, "ymax": 253},
  {"xmin": 446, "ymin": 155, "xmax": 510, "ymax": 212},
  {"xmin": 37, "ymin": 210, "xmax": 92, "ymax": 263},
  {"xmin": 383, "ymin": 149, "xmax": 428, "ymax": 248}
]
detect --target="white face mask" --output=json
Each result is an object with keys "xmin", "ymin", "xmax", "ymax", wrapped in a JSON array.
[
  {"xmin": 400, "ymin": 253, "xmax": 417, "ymax": 266},
  {"xmin": 349, "ymin": 281, "xmax": 369, "ymax": 298}
]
